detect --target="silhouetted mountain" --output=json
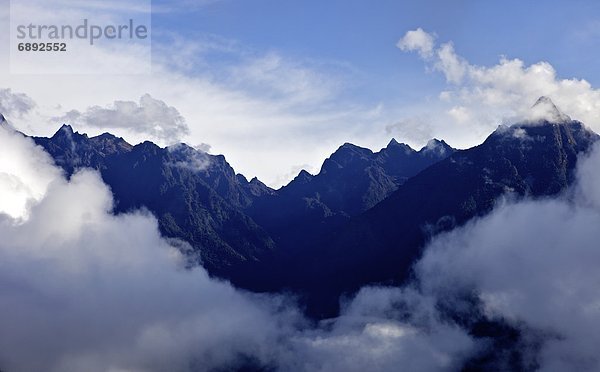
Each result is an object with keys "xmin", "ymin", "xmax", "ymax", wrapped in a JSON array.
[
  {"xmin": 27, "ymin": 98, "xmax": 599, "ymax": 323},
  {"xmin": 298, "ymin": 117, "xmax": 600, "ymax": 317},
  {"xmin": 246, "ymin": 139, "xmax": 455, "ymax": 259},
  {"xmin": 33, "ymin": 127, "xmax": 276, "ymax": 275},
  {"xmin": 281, "ymin": 138, "xmax": 454, "ymax": 216},
  {"xmin": 11, "ymin": 97, "xmax": 600, "ymax": 371},
  {"xmin": 30, "ymin": 123, "xmax": 454, "ymax": 292},
  {"xmin": 33, "ymin": 125, "xmax": 133, "ymax": 175}
]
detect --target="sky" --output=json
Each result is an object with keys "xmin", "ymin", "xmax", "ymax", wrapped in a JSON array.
[{"xmin": 3, "ymin": 0, "xmax": 600, "ymax": 186}]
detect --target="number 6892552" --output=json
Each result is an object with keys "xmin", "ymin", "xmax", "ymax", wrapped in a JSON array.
[{"xmin": 17, "ymin": 43, "xmax": 67, "ymax": 52}]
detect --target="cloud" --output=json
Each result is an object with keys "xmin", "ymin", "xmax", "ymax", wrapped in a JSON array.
[
  {"xmin": 229, "ymin": 52, "xmax": 343, "ymax": 106},
  {"xmin": 414, "ymin": 143, "xmax": 600, "ymax": 371},
  {"xmin": 151, "ymin": 0, "xmax": 223, "ymax": 13},
  {"xmin": 0, "ymin": 0, "xmax": 403, "ymax": 188},
  {"xmin": 166, "ymin": 143, "xmax": 211, "ymax": 172},
  {"xmin": 0, "ymin": 125, "xmax": 295, "ymax": 372},
  {"xmin": 56, "ymin": 94, "xmax": 190, "ymax": 143},
  {"xmin": 526, "ymin": 96, "xmax": 571, "ymax": 124},
  {"xmin": 385, "ymin": 116, "xmax": 437, "ymax": 145},
  {"xmin": 0, "ymin": 124, "xmax": 479, "ymax": 372},
  {"xmin": 0, "ymin": 88, "xmax": 36, "ymax": 120},
  {"xmin": 396, "ymin": 28, "xmax": 600, "ymax": 146},
  {"xmin": 271, "ymin": 163, "xmax": 317, "ymax": 188},
  {"xmin": 7, "ymin": 81, "xmax": 600, "ymax": 370},
  {"xmin": 0, "ymin": 17, "xmax": 383, "ymax": 187},
  {"xmin": 447, "ymin": 105, "xmax": 471, "ymax": 124},
  {"xmin": 284, "ymin": 287, "xmax": 474, "ymax": 372},
  {"xmin": 421, "ymin": 139, "xmax": 450, "ymax": 156},
  {"xmin": 435, "ymin": 43, "xmax": 468, "ymax": 84},
  {"xmin": 397, "ymin": 28, "xmax": 436, "ymax": 58},
  {"xmin": 0, "ymin": 127, "xmax": 59, "ymax": 219}
]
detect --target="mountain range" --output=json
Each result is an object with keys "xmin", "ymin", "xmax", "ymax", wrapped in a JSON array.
[
  {"xmin": 27, "ymin": 121, "xmax": 457, "ymax": 291},
  {"xmin": 4, "ymin": 97, "xmax": 599, "ymax": 370},
  {"xmin": 17, "ymin": 98, "xmax": 600, "ymax": 323}
]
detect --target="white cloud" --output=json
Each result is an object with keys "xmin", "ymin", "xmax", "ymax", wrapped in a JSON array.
[
  {"xmin": 7, "ymin": 32, "xmax": 600, "ymax": 366},
  {"xmin": 285, "ymin": 287, "xmax": 473, "ymax": 372},
  {"xmin": 0, "ymin": 127, "xmax": 60, "ymax": 219},
  {"xmin": 7, "ymin": 108, "xmax": 600, "ymax": 371},
  {"xmin": 415, "ymin": 143, "xmax": 600, "ymax": 371},
  {"xmin": 435, "ymin": 43, "xmax": 468, "ymax": 84},
  {"xmin": 385, "ymin": 116, "xmax": 437, "ymax": 145},
  {"xmin": 447, "ymin": 105, "xmax": 471, "ymax": 124},
  {"xmin": 397, "ymin": 28, "xmax": 436, "ymax": 58},
  {"xmin": 151, "ymin": 0, "xmax": 223, "ymax": 13},
  {"xmin": 0, "ymin": 124, "xmax": 478, "ymax": 372},
  {"xmin": 0, "ymin": 0, "xmax": 385, "ymax": 187},
  {"xmin": 166, "ymin": 143, "xmax": 211, "ymax": 171},
  {"xmin": 0, "ymin": 88, "xmax": 36, "ymax": 119},
  {"xmin": 229, "ymin": 52, "xmax": 342, "ymax": 106},
  {"xmin": 56, "ymin": 94, "xmax": 190, "ymax": 143},
  {"xmin": 396, "ymin": 28, "xmax": 600, "ymax": 148},
  {"xmin": 0, "ymin": 125, "xmax": 295, "ymax": 372}
]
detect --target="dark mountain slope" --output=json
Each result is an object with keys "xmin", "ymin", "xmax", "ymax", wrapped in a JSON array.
[
  {"xmin": 298, "ymin": 119, "xmax": 600, "ymax": 317},
  {"xmin": 33, "ymin": 124, "xmax": 133, "ymax": 174},
  {"xmin": 33, "ymin": 127, "xmax": 276, "ymax": 275},
  {"xmin": 30, "ymin": 123, "xmax": 454, "ymax": 290},
  {"xmin": 28, "ymin": 100, "xmax": 599, "ymax": 323},
  {"xmin": 270, "ymin": 138, "xmax": 454, "ymax": 216},
  {"xmin": 308, "ymin": 138, "xmax": 454, "ymax": 214},
  {"xmin": 247, "ymin": 139, "xmax": 454, "ymax": 255}
]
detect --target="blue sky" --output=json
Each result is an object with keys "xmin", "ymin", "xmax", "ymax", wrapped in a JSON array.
[
  {"xmin": 4, "ymin": 0, "xmax": 600, "ymax": 186},
  {"xmin": 153, "ymin": 0, "xmax": 600, "ymax": 97}
]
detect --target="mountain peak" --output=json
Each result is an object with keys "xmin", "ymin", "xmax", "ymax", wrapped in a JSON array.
[
  {"xmin": 93, "ymin": 132, "xmax": 117, "ymax": 140},
  {"xmin": 293, "ymin": 169, "xmax": 313, "ymax": 184},
  {"xmin": 386, "ymin": 138, "xmax": 413, "ymax": 150},
  {"xmin": 330, "ymin": 143, "xmax": 374, "ymax": 162},
  {"xmin": 427, "ymin": 138, "xmax": 445, "ymax": 146},
  {"xmin": 419, "ymin": 138, "xmax": 452, "ymax": 156},
  {"xmin": 340, "ymin": 142, "xmax": 359, "ymax": 150},
  {"xmin": 298, "ymin": 169, "xmax": 312, "ymax": 178},
  {"xmin": 60, "ymin": 123, "xmax": 73, "ymax": 132},
  {"xmin": 0, "ymin": 113, "xmax": 6, "ymax": 124},
  {"xmin": 89, "ymin": 132, "xmax": 133, "ymax": 152},
  {"xmin": 533, "ymin": 96, "xmax": 554, "ymax": 107},
  {"xmin": 529, "ymin": 96, "xmax": 570, "ymax": 123},
  {"xmin": 53, "ymin": 124, "xmax": 74, "ymax": 137}
]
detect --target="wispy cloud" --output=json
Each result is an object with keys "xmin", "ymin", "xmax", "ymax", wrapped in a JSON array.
[
  {"xmin": 0, "ymin": 88, "xmax": 36, "ymax": 120},
  {"xmin": 393, "ymin": 28, "xmax": 600, "ymax": 147},
  {"xmin": 55, "ymin": 94, "xmax": 190, "ymax": 144},
  {"xmin": 0, "ymin": 0, "xmax": 384, "ymax": 187},
  {"xmin": 151, "ymin": 0, "xmax": 224, "ymax": 13}
]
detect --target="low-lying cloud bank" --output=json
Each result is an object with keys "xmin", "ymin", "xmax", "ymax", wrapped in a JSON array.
[
  {"xmin": 0, "ymin": 126, "xmax": 295, "ymax": 372},
  {"xmin": 2, "ymin": 122, "xmax": 600, "ymax": 371},
  {"xmin": 0, "ymin": 126, "xmax": 472, "ymax": 371},
  {"xmin": 416, "ymin": 142, "xmax": 600, "ymax": 371}
]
